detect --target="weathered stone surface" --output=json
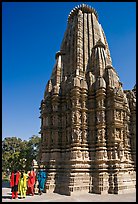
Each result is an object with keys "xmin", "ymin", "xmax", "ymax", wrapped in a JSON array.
[{"xmin": 39, "ymin": 4, "xmax": 136, "ymax": 195}]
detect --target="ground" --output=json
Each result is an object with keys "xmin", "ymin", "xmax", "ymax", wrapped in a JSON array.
[{"xmin": 2, "ymin": 181, "xmax": 136, "ymax": 202}]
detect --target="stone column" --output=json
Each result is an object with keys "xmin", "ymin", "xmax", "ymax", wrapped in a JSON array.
[{"xmin": 92, "ymin": 86, "xmax": 109, "ymax": 194}]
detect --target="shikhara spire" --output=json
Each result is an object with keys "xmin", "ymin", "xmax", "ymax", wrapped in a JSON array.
[{"xmin": 39, "ymin": 4, "xmax": 136, "ymax": 195}]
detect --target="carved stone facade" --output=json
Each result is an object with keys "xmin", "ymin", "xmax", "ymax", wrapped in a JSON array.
[{"xmin": 39, "ymin": 4, "xmax": 136, "ymax": 195}]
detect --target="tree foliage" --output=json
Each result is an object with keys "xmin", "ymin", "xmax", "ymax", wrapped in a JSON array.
[{"xmin": 2, "ymin": 135, "xmax": 41, "ymax": 173}]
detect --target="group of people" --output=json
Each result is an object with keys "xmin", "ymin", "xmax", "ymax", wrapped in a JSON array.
[{"xmin": 10, "ymin": 166, "xmax": 47, "ymax": 199}]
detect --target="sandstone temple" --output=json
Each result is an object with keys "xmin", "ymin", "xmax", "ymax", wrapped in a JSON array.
[{"xmin": 39, "ymin": 4, "xmax": 136, "ymax": 195}]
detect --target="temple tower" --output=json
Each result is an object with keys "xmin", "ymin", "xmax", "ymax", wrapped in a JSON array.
[{"xmin": 39, "ymin": 4, "xmax": 136, "ymax": 195}]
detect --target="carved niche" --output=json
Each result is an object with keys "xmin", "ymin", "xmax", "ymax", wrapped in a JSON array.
[{"xmin": 97, "ymin": 111, "xmax": 105, "ymax": 123}]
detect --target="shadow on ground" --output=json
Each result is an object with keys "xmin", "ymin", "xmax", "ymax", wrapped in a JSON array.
[{"xmin": 2, "ymin": 195, "xmax": 12, "ymax": 199}]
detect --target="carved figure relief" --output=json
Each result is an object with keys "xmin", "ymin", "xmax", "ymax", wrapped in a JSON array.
[
  {"xmin": 98, "ymin": 99, "xmax": 104, "ymax": 107},
  {"xmin": 97, "ymin": 111, "xmax": 105, "ymax": 123},
  {"xmin": 97, "ymin": 129, "xmax": 105, "ymax": 141},
  {"xmin": 82, "ymin": 100, "xmax": 86, "ymax": 108},
  {"xmin": 82, "ymin": 129, "xmax": 87, "ymax": 141},
  {"xmin": 72, "ymin": 112, "xmax": 75, "ymax": 123},
  {"xmin": 82, "ymin": 112, "xmax": 87, "ymax": 124},
  {"xmin": 76, "ymin": 98, "xmax": 80, "ymax": 106},
  {"xmin": 118, "ymin": 141, "xmax": 124, "ymax": 160},
  {"xmin": 115, "ymin": 128, "xmax": 120, "ymax": 139},
  {"xmin": 115, "ymin": 110, "xmax": 121, "ymax": 120},
  {"xmin": 72, "ymin": 128, "xmax": 82, "ymax": 142},
  {"xmin": 85, "ymin": 151, "xmax": 89, "ymax": 158},
  {"xmin": 72, "ymin": 111, "xmax": 80, "ymax": 124},
  {"xmin": 120, "ymin": 129, "xmax": 123, "ymax": 140},
  {"xmin": 72, "ymin": 98, "xmax": 80, "ymax": 107},
  {"xmin": 77, "ymin": 150, "xmax": 82, "ymax": 158},
  {"xmin": 72, "ymin": 100, "xmax": 75, "ymax": 108}
]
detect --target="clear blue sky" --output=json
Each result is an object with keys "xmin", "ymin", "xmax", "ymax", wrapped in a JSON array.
[{"xmin": 2, "ymin": 2, "xmax": 136, "ymax": 141}]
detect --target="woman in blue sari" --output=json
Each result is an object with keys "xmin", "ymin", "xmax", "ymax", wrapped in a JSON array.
[{"xmin": 37, "ymin": 166, "xmax": 47, "ymax": 195}]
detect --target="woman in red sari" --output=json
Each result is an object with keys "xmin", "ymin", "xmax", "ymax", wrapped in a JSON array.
[
  {"xmin": 10, "ymin": 169, "xmax": 20, "ymax": 199},
  {"xmin": 27, "ymin": 168, "xmax": 36, "ymax": 196}
]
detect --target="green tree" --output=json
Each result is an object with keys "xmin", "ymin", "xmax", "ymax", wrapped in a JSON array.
[
  {"xmin": 2, "ymin": 137, "xmax": 23, "ymax": 172},
  {"xmin": 25, "ymin": 135, "xmax": 41, "ymax": 171},
  {"xmin": 2, "ymin": 135, "xmax": 41, "ymax": 173}
]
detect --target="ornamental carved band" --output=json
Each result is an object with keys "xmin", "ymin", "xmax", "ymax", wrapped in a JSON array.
[{"xmin": 39, "ymin": 4, "xmax": 136, "ymax": 195}]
